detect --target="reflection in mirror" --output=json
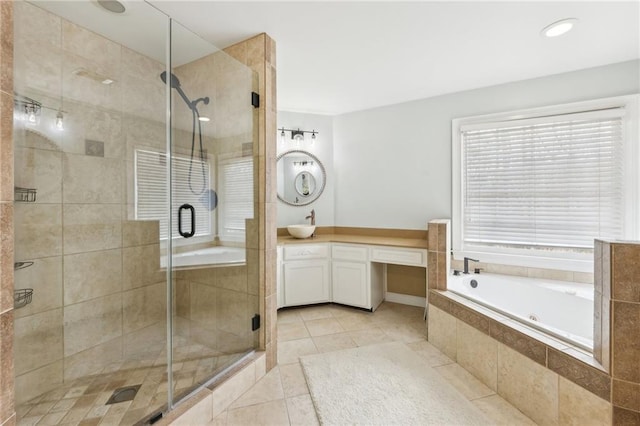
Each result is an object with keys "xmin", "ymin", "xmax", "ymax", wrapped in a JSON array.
[{"xmin": 277, "ymin": 150, "xmax": 326, "ymax": 206}]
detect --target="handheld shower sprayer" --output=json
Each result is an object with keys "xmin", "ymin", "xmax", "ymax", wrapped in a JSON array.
[{"xmin": 160, "ymin": 71, "xmax": 211, "ymax": 195}]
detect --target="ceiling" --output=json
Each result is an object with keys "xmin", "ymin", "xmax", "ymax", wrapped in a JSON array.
[{"xmin": 34, "ymin": 1, "xmax": 640, "ymax": 115}]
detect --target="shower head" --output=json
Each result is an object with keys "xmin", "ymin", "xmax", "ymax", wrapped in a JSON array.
[
  {"xmin": 160, "ymin": 71, "xmax": 193, "ymax": 110},
  {"xmin": 160, "ymin": 71, "xmax": 181, "ymax": 89}
]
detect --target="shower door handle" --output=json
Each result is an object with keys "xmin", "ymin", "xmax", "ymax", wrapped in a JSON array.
[{"xmin": 178, "ymin": 204, "xmax": 195, "ymax": 238}]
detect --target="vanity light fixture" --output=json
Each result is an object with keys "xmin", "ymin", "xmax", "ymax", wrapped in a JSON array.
[
  {"xmin": 14, "ymin": 93, "xmax": 66, "ymax": 130},
  {"xmin": 541, "ymin": 18, "xmax": 578, "ymax": 38},
  {"xmin": 278, "ymin": 127, "xmax": 319, "ymax": 145}
]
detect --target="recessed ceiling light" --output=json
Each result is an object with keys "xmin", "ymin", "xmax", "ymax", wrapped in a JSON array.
[
  {"xmin": 97, "ymin": 0, "xmax": 126, "ymax": 14},
  {"xmin": 541, "ymin": 18, "xmax": 578, "ymax": 38},
  {"xmin": 198, "ymin": 116, "xmax": 210, "ymax": 122}
]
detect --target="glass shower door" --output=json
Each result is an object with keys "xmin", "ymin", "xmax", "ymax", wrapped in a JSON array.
[{"xmin": 167, "ymin": 20, "xmax": 259, "ymax": 407}]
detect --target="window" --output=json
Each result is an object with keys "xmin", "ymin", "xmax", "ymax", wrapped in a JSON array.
[
  {"xmin": 135, "ymin": 149, "xmax": 212, "ymax": 240},
  {"xmin": 452, "ymin": 96, "xmax": 638, "ymax": 272},
  {"xmin": 218, "ymin": 155, "xmax": 253, "ymax": 241}
]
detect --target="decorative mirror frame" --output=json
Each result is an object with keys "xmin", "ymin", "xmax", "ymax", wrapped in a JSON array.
[{"xmin": 276, "ymin": 149, "xmax": 327, "ymax": 206}]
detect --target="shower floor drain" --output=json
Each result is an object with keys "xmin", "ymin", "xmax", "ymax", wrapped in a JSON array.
[{"xmin": 106, "ymin": 385, "xmax": 141, "ymax": 405}]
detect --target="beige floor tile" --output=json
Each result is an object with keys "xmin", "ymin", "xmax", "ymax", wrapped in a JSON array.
[
  {"xmin": 18, "ymin": 416, "xmax": 43, "ymax": 426},
  {"xmin": 207, "ymin": 410, "xmax": 228, "ymax": 425},
  {"xmin": 347, "ymin": 327, "xmax": 394, "ymax": 347},
  {"xmin": 407, "ymin": 340, "xmax": 454, "ymax": 367},
  {"xmin": 311, "ymin": 333, "xmax": 357, "ymax": 353},
  {"xmin": 277, "ymin": 338, "xmax": 318, "ymax": 365},
  {"xmin": 36, "ymin": 411, "xmax": 67, "ymax": 425},
  {"xmin": 334, "ymin": 313, "xmax": 375, "ymax": 331},
  {"xmin": 229, "ymin": 367, "xmax": 285, "ymax": 410},
  {"xmin": 434, "ymin": 363, "xmax": 495, "ymax": 400},
  {"xmin": 472, "ymin": 394, "xmax": 536, "ymax": 425},
  {"xmin": 277, "ymin": 310, "xmax": 303, "ymax": 324},
  {"xmin": 278, "ymin": 364, "xmax": 309, "ymax": 398},
  {"xmin": 286, "ymin": 394, "xmax": 319, "ymax": 426},
  {"xmin": 377, "ymin": 322, "xmax": 426, "ymax": 343},
  {"xmin": 226, "ymin": 399, "xmax": 290, "ymax": 426},
  {"xmin": 327, "ymin": 305, "xmax": 367, "ymax": 318},
  {"xmin": 297, "ymin": 306, "xmax": 334, "ymax": 321},
  {"xmin": 304, "ymin": 318, "xmax": 344, "ymax": 337},
  {"xmin": 277, "ymin": 322, "xmax": 310, "ymax": 342}
]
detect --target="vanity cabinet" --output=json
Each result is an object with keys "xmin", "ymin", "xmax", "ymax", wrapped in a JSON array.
[
  {"xmin": 277, "ymin": 241, "xmax": 426, "ymax": 310},
  {"xmin": 331, "ymin": 244, "xmax": 370, "ymax": 309},
  {"xmin": 281, "ymin": 244, "xmax": 331, "ymax": 307}
]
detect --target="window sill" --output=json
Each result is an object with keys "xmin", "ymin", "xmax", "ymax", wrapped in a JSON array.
[{"xmin": 452, "ymin": 249, "xmax": 594, "ymax": 273}]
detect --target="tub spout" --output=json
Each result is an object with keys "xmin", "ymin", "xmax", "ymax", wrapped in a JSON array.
[{"xmin": 464, "ymin": 257, "xmax": 479, "ymax": 274}]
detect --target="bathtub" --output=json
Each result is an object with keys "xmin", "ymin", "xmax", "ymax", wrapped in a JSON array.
[
  {"xmin": 447, "ymin": 273, "xmax": 593, "ymax": 351},
  {"xmin": 161, "ymin": 246, "xmax": 246, "ymax": 269}
]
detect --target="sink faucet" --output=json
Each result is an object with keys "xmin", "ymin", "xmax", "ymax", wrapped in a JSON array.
[
  {"xmin": 305, "ymin": 209, "xmax": 315, "ymax": 226},
  {"xmin": 463, "ymin": 257, "xmax": 478, "ymax": 274}
]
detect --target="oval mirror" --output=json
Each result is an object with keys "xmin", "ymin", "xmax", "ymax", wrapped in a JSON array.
[{"xmin": 276, "ymin": 150, "xmax": 326, "ymax": 206}]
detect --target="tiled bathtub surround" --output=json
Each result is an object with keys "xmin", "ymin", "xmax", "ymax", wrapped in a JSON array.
[
  {"xmin": 427, "ymin": 220, "xmax": 640, "ymax": 424},
  {"xmin": 428, "ymin": 293, "xmax": 612, "ymax": 425},
  {"xmin": 595, "ymin": 241, "xmax": 640, "ymax": 423}
]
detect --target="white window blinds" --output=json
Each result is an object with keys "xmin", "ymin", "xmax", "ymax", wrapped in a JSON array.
[
  {"xmin": 461, "ymin": 108, "xmax": 625, "ymax": 251},
  {"xmin": 135, "ymin": 149, "xmax": 211, "ymax": 240},
  {"xmin": 218, "ymin": 156, "xmax": 253, "ymax": 240}
]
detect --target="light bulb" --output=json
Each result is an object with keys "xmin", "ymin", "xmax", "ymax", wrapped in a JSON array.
[
  {"xmin": 280, "ymin": 129, "xmax": 286, "ymax": 145},
  {"xmin": 56, "ymin": 112, "xmax": 64, "ymax": 130},
  {"xmin": 311, "ymin": 131, "xmax": 317, "ymax": 145},
  {"xmin": 27, "ymin": 109, "xmax": 36, "ymax": 123}
]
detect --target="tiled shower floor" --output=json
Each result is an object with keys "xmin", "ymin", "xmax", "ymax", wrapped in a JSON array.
[{"xmin": 16, "ymin": 336, "xmax": 248, "ymax": 426}]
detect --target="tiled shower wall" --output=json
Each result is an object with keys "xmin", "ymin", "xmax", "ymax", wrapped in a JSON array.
[
  {"xmin": 12, "ymin": 1, "xmax": 167, "ymax": 404},
  {"xmin": 0, "ymin": 1, "xmax": 14, "ymax": 425},
  {"xmin": 223, "ymin": 34, "xmax": 278, "ymax": 370}
]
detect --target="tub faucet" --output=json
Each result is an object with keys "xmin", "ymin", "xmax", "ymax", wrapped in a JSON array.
[
  {"xmin": 463, "ymin": 257, "xmax": 478, "ymax": 274},
  {"xmin": 305, "ymin": 209, "xmax": 315, "ymax": 226}
]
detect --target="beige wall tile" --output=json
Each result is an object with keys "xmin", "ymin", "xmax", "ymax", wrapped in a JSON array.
[
  {"xmin": 0, "ymin": 203, "xmax": 13, "ymax": 314},
  {"xmin": 122, "ymin": 220, "xmax": 160, "ymax": 247},
  {"xmin": 13, "ymin": 2, "xmax": 62, "ymax": 96},
  {"xmin": 122, "ymin": 244, "xmax": 162, "ymax": 290},
  {"xmin": 123, "ymin": 282, "xmax": 166, "ymax": 334},
  {"xmin": 61, "ymin": 102, "xmax": 123, "ymax": 159},
  {"xmin": 62, "ymin": 154, "xmax": 122, "ymax": 204},
  {"xmin": 123, "ymin": 322, "xmax": 165, "ymax": 361},
  {"xmin": 63, "ymin": 336, "xmax": 123, "ymax": 382},
  {"xmin": 526, "ymin": 267, "xmax": 573, "ymax": 282},
  {"xmin": 216, "ymin": 266, "xmax": 248, "ymax": 293},
  {"xmin": 216, "ymin": 289, "xmax": 248, "ymax": 336},
  {"xmin": 497, "ymin": 344, "xmax": 559, "ymax": 425},
  {"xmin": 14, "ymin": 203, "xmax": 62, "ymax": 260},
  {"xmin": 63, "ymin": 204, "xmax": 121, "ymax": 254},
  {"xmin": 14, "ymin": 360, "xmax": 63, "ymax": 405},
  {"xmin": 611, "ymin": 301, "xmax": 640, "ymax": 382},
  {"xmin": 229, "ymin": 367, "xmax": 283, "ymax": 410},
  {"xmin": 170, "ymin": 392, "xmax": 213, "ymax": 426},
  {"xmin": 190, "ymin": 282, "xmax": 216, "ymax": 328},
  {"xmin": 427, "ymin": 305, "xmax": 457, "ymax": 360},
  {"xmin": 457, "ymin": 320, "xmax": 498, "ymax": 391},
  {"xmin": 433, "ymin": 363, "xmax": 495, "ymax": 400},
  {"xmin": 63, "ymin": 293, "xmax": 122, "ymax": 357},
  {"xmin": 611, "ymin": 243, "xmax": 640, "ymax": 303},
  {"xmin": 211, "ymin": 362, "xmax": 256, "ymax": 418},
  {"xmin": 13, "ymin": 256, "xmax": 62, "ymax": 319},
  {"xmin": 175, "ymin": 279, "xmax": 190, "ymax": 320},
  {"xmin": 559, "ymin": 377, "xmax": 611, "ymax": 425},
  {"xmin": 63, "ymin": 249, "xmax": 122, "ymax": 305},
  {"xmin": 14, "ymin": 308, "xmax": 63, "ymax": 376},
  {"xmin": 14, "ymin": 147, "xmax": 62, "ymax": 204},
  {"xmin": 0, "ymin": 311, "xmax": 14, "ymax": 423}
]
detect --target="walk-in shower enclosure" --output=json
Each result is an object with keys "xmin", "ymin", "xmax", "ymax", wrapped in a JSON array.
[{"xmin": 13, "ymin": 1, "xmax": 259, "ymax": 424}]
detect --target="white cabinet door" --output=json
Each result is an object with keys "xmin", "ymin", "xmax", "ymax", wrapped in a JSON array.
[
  {"xmin": 283, "ymin": 260, "xmax": 330, "ymax": 306},
  {"xmin": 277, "ymin": 246, "xmax": 284, "ymax": 309},
  {"xmin": 332, "ymin": 261, "xmax": 368, "ymax": 309}
]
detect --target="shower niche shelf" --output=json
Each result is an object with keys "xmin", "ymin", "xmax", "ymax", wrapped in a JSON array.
[
  {"xmin": 15, "ymin": 187, "xmax": 37, "ymax": 203},
  {"xmin": 14, "ymin": 261, "xmax": 34, "ymax": 270},
  {"xmin": 14, "ymin": 289, "xmax": 33, "ymax": 309}
]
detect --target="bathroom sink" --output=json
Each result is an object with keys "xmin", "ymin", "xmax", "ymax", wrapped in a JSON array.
[{"xmin": 287, "ymin": 225, "xmax": 316, "ymax": 239}]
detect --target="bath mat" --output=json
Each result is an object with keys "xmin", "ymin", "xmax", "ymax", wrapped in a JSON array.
[{"xmin": 300, "ymin": 342, "xmax": 491, "ymax": 425}]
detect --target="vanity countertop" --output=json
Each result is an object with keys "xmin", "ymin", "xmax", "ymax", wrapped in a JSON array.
[{"xmin": 277, "ymin": 227, "xmax": 428, "ymax": 249}]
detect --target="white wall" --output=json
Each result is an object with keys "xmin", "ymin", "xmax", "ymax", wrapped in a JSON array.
[
  {"xmin": 333, "ymin": 60, "xmax": 640, "ymax": 229},
  {"xmin": 277, "ymin": 111, "xmax": 335, "ymax": 227}
]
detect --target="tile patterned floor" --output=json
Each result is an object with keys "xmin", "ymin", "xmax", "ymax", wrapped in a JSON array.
[
  {"xmin": 207, "ymin": 302, "xmax": 537, "ymax": 426},
  {"xmin": 17, "ymin": 336, "xmax": 249, "ymax": 426}
]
